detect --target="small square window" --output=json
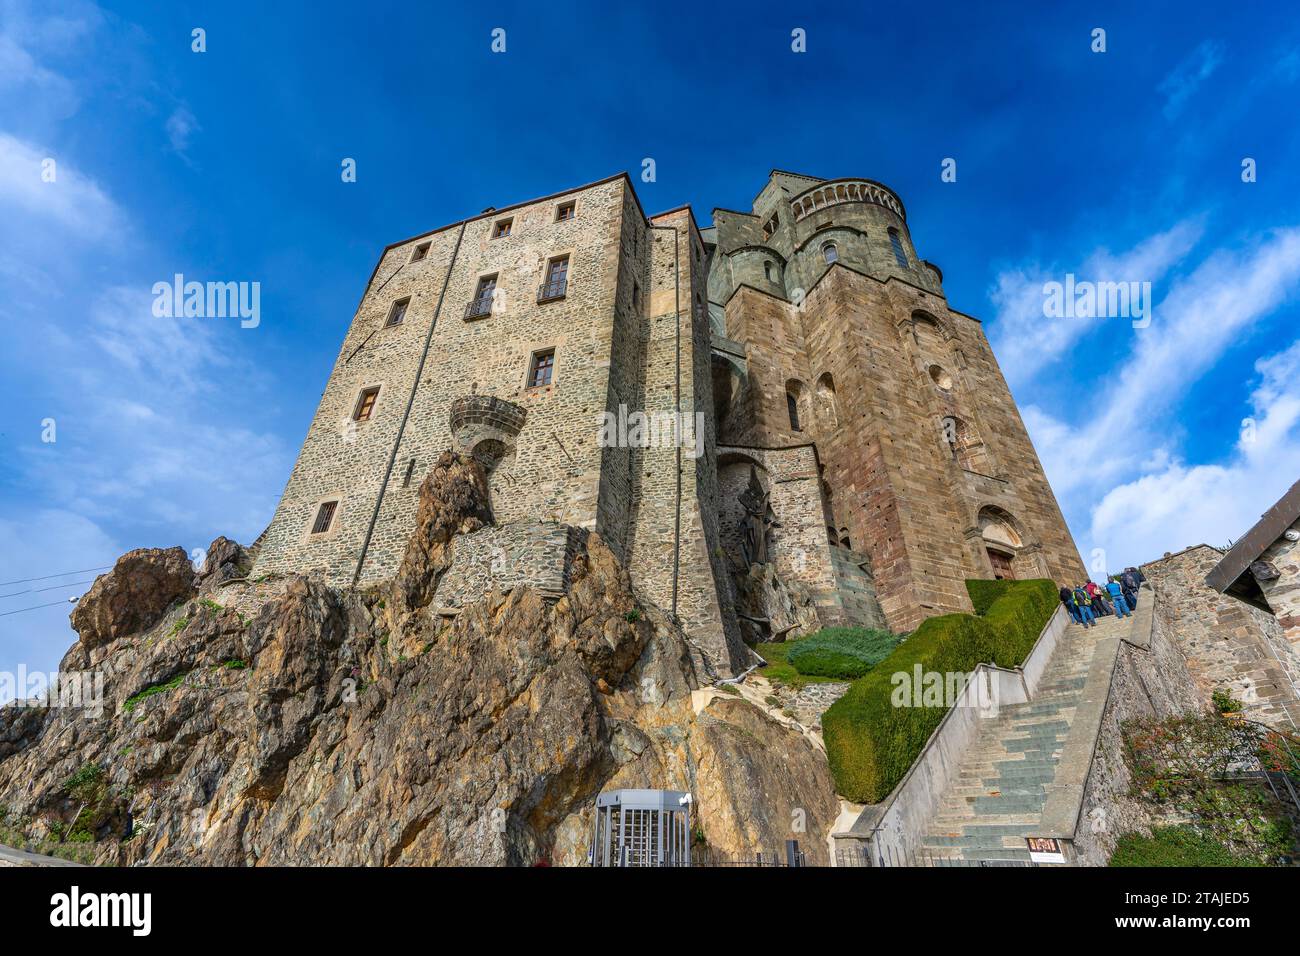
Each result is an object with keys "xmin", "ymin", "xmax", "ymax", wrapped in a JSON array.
[
  {"xmin": 556, "ymin": 202, "xmax": 575, "ymax": 222},
  {"xmin": 353, "ymin": 386, "xmax": 380, "ymax": 422},
  {"xmin": 492, "ymin": 219, "xmax": 513, "ymax": 239},
  {"xmin": 410, "ymin": 242, "xmax": 430, "ymax": 262},
  {"xmin": 528, "ymin": 349, "xmax": 555, "ymax": 388},
  {"xmin": 386, "ymin": 297, "xmax": 410, "ymax": 327},
  {"xmin": 311, "ymin": 500, "xmax": 338, "ymax": 535}
]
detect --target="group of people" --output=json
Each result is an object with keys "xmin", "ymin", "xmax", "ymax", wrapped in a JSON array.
[{"xmin": 1058, "ymin": 567, "xmax": 1145, "ymax": 628}]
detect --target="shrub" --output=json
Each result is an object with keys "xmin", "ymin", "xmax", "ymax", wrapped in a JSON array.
[
  {"xmin": 787, "ymin": 627, "xmax": 903, "ymax": 679},
  {"xmin": 1109, "ymin": 826, "xmax": 1261, "ymax": 867},
  {"xmin": 965, "ymin": 579, "xmax": 1014, "ymax": 616},
  {"xmin": 822, "ymin": 579, "xmax": 1058, "ymax": 803}
]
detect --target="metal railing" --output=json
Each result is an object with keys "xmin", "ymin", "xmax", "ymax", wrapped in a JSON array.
[
  {"xmin": 464, "ymin": 295, "xmax": 493, "ymax": 320},
  {"xmin": 537, "ymin": 279, "xmax": 567, "ymax": 303}
]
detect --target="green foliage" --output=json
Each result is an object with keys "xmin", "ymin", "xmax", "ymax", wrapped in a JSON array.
[
  {"xmin": 965, "ymin": 579, "xmax": 1015, "ymax": 616},
  {"xmin": 62, "ymin": 763, "xmax": 105, "ymax": 803},
  {"xmin": 166, "ymin": 616, "xmax": 189, "ymax": 640},
  {"xmin": 624, "ymin": 608, "xmax": 642, "ymax": 623},
  {"xmin": 718, "ymin": 683, "xmax": 741, "ymax": 696},
  {"xmin": 822, "ymin": 579, "xmax": 1058, "ymax": 804},
  {"xmin": 1109, "ymin": 826, "xmax": 1262, "ymax": 867},
  {"xmin": 787, "ymin": 627, "xmax": 903, "ymax": 679},
  {"xmin": 123, "ymin": 671, "xmax": 190, "ymax": 713},
  {"xmin": 1123, "ymin": 712, "xmax": 1299, "ymax": 863},
  {"xmin": 200, "ymin": 598, "xmax": 223, "ymax": 613},
  {"xmin": 1212, "ymin": 688, "xmax": 1243, "ymax": 713},
  {"xmin": 754, "ymin": 639, "xmax": 840, "ymax": 690}
]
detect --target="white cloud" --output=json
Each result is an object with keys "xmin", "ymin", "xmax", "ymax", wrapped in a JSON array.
[
  {"xmin": 0, "ymin": 131, "xmax": 120, "ymax": 237},
  {"xmin": 989, "ymin": 219, "xmax": 1202, "ymax": 386},
  {"xmin": 1087, "ymin": 339, "xmax": 1300, "ymax": 569}
]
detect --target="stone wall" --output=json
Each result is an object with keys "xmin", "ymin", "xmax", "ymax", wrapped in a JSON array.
[
  {"xmin": 1142, "ymin": 545, "xmax": 1300, "ymax": 729},
  {"xmin": 1256, "ymin": 516, "xmax": 1300, "ymax": 658},
  {"xmin": 1072, "ymin": 590, "xmax": 1207, "ymax": 866}
]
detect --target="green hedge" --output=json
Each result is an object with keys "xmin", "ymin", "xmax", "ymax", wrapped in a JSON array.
[
  {"xmin": 1108, "ymin": 826, "xmax": 1262, "ymax": 867},
  {"xmin": 787, "ymin": 627, "xmax": 903, "ymax": 679},
  {"xmin": 822, "ymin": 579, "xmax": 1058, "ymax": 803},
  {"xmin": 965, "ymin": 579, "xmax": 1014, "ymax": 616}
]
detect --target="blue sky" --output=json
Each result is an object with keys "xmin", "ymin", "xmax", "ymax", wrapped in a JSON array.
[{"xmin": 3, "ymin": 0, "xmax": 1300, "ymax": 688}]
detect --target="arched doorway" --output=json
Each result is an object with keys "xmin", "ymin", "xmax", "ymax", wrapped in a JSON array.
[{"xmin": 978, "ymin": 506, "xmax": 1023, "ymax": 580}]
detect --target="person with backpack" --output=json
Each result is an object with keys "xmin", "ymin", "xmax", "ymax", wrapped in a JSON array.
[
  {"xmin": 1072, "ymin": 584, "xmax": 1095, "ymax": 628},
  {"xmin": 1059, "ymin": 584, "xmax": 1082, "ymax": 625}
]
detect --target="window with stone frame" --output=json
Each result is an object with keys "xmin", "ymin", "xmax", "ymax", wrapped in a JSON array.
[
  {"xmin": 539, "ymin": 255, "xmax": 568, "ymax": 301},
  {"xmin": 889, "ymin": 228, "xmax": 908, "ymax": 267},
  {"xmin": 822, "ymin": 242, "xmax": 838, "ymax": 264},
  {"xmin": 528, "ymin": 349, "xmax": 556, "ymax": 388},
  {"xmin": 555, "ymin": 201, "xmax": 575, "ymax": 222},
  {"xmin": 787, "ymin": 391, "xmax": 802, "ymax": 431},
  {"xmin": 410, "ymin": 241, "xmax": 430, "ymax": 262},
  {"xmin": 386, "ymin": 297, "xmax": 410, "ymax": 327},
  {"xmin": 492, "ymin": 218, "xmax": 513, "ymax": 239},
  {"xmin": 352, "ymin": 386, "xmax": 380, "ymax": 422},
  {"xmin": 310, "ymin": 500, "xmax": 338, "ymax": 535}
]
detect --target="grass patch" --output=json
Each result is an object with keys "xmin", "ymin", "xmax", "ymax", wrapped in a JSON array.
[
  {"xmin": 754, "ymin": 639, "xmax": 841, "ymax": 690},
  {"xmin": 199, "ymin": 598, "xmax": 223, "ymax": 613},
  {"xmin": 787, "ymin": 627, "xmax": 903, "ymax": 679},
  {"xmin": 822, "ymin": 579, "xmax": 1057, "ymax": 803},
  {"xmin": 122, "ymin": 671, "xmax": 190, "ymax": 714},
  {"xmin": 1109, "ymin": 826, "xmax": 1263, "ymax": 867}
]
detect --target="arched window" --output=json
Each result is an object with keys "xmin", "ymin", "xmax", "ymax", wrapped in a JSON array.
[
  {"xmin": 787, "ymin": 392, "xmax": 802, "ymax": 431},
  {"xmin": 816, "ymin": 372, "xmax": 838, "ymax": 426},
  {"xmin": 822, "ymin": 242, "xmax": 838, "ymax": 264},
  {"xmin": 942, "ymin": 416, "xmax": 992, "ymax": 474},
  {"xmin": 764, "ymin": 260, "xmax": 773, "ymax": 281},
  {"xmin": 888, "ymin": 228, "xmax": 908, "ymax": 268}
]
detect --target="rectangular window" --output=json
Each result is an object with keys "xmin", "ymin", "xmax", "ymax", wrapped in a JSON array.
[
  {"xmin": 466, "ymin": 275, "xmax": 496, "ymax": 319},
  {"xmin": 889, "ymin": 229, "xmax": 908, "ymax": 268},
  {"xmin": 539, "ymin": 256, "xmax": 568, "ymax": 302},
  {"xmin": 311, "ymin": 500, "xmax": 338, "ymax": 535},
  {"xmin": 528, "ymin": 349, "xmax": 555, "ymax": 388},
  {"xmin": 386, "ymin": 297, "xmax": 410, "ymax": 327},
  {"xmin": 555, "ymin": 202, "xmax": 575, "ymax": 221},
  {"xmin": 632, "ymin": 279, "xmax": 640, "ymax": 309},
  {"xmin": 353, "ymin": 386, "xmax": 380, "ymax": 422},
  {"xmin": 411, "ymin": 242, "xmax": 430, "ymax": 262},
  {"xmin": 492, "ymin": 218, "xmax": 512, "ymax": 239}
]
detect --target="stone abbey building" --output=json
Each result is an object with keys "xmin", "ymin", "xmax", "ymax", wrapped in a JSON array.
[{"xmin": 252, "ymin": 170, "xmax": 1086, "ymax": 677}]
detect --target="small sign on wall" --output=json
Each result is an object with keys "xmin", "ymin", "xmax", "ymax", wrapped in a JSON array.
[{"xmin": 1026, "ymin": 837, "xmax": 1066, "ymax": 864}]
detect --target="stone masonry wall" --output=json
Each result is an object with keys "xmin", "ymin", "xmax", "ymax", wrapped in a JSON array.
[
  {"xmin": 1257, "ymin": 516, "xmax": 1300, "ymax": 659},
  {"xmin": 1143, "ymin": 545, "xmax": 1300, "ymax": 729}
]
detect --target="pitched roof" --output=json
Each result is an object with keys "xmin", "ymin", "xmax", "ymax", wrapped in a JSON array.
[{"xmin": 1205, "ymin": 477, "xmax": 1300, "ymax": 611}]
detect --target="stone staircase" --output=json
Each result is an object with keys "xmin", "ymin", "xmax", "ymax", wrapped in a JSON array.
[{"xmin": 920, "ymin": 604, "xmax": 1144, "ymax": 864}]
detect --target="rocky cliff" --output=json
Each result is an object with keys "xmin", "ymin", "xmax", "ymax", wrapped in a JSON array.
[{"xmin": 0, "ymin": 452, "xmax": 838, "ymax": 866}]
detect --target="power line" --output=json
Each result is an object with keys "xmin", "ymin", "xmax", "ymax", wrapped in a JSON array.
[
  {"xmin": 0, "ymin": 598, "xmax": 78, "ymax": 618},
  {"xmin": 0, "ymin": 579, "xmax": 96, "ymax": 600},
  {"xmin": 0, "ymin": 566, "xmax": 111, "ymax": 589}
]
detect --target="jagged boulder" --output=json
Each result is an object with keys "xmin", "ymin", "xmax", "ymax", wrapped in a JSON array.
[
  {"xmin": 70, "ymin": 547, "xmax": 196, "ymax": 649},
  {"xmin": 199, "ymin": 536, "xmax": 249, "ymax": 586}
]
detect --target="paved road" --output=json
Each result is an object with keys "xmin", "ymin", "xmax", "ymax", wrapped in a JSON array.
[{"xmin": 0, "ymin": 842, "xmax": 85, "ymax": 867}]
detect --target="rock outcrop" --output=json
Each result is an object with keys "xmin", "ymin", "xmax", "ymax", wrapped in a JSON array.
[
  {"xmin": 0, "ymin": 452, "xmax": 839, "ymax": 865},
  {"xmin": 70, "ymin": 547, "xmax": 197, "ymax": 649}
]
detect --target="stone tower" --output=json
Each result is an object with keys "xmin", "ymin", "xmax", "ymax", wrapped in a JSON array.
[
  {"xmin": 252, "ymin": 169, "xmax": 1085, "ymax": 675},
  {"xmin": 705, "ymin": 170, "xmax": 1086, "ymax": 634}
]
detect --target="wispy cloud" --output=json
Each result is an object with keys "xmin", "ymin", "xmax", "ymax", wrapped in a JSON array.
[
  {"xmin": 989, "ymin": 219, "xmax": 1203, "ymax": 386},
  {"xmin": 1158, "ymin": 40, "xmax": 1225, "ymax": 120},
  {"xmin": 0, "ymin": 131, "xmax": 120, "ymax": 236},
  {"xmin": 165, "ymin": 105, "xmax": 200, "ymax": 158}
]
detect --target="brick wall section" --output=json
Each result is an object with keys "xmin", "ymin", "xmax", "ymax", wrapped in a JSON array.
[{"xmin": 1143, "ymin": 545, "xmax": 1300, "ymax": 728}]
